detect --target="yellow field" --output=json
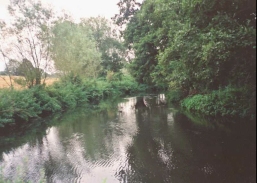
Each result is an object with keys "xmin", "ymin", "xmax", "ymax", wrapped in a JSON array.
[{"xmin": 0, "ymin": 76, "xmax": 59, "ymax": 89}]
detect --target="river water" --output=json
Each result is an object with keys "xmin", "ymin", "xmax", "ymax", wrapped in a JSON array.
[{"xmin": 0, "ymin": 94, "xmax": 256, "ymax": 183}]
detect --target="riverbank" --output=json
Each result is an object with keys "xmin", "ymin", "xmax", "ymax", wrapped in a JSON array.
[
  {"xmin": 0, "ymin": 95, "xmax": 255, "ymax": 183},
  {"xmin": 167, "ymin": 87, "xmax": 256, "ymax": 120},
  {"xmin": 0, "ymin": 74, "xmax": 146, "ymax": 128}
]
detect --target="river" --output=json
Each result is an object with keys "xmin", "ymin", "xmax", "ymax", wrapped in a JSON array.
[{"xmin": 0, "ymin": 94, "xmax": 256, "ymax": 183}]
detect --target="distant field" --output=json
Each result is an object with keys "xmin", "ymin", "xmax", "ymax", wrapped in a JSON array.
[{"xmin": 0, "ymin": 76, "xmax": 59, "ymax": 89}]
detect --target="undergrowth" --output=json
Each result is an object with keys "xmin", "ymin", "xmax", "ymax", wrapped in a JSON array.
[
  {"xmin": 0, "ymin": 74, "xmax": 146, "ymax": 127},
  {"xmin": 180, "ymin": 86, "xmax": 256, "ymax": 120}
]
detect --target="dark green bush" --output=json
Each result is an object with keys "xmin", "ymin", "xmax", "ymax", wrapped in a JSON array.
[
  {"xmin": 181, "ymin": 86, "xmax": 255, "ymax": 119},
  {"xmin": 48, "ymin": 82, "xmax": 87, "ymax": 109},
  {"xmin": 109, "ymin": 74, "xmax": 145, "ymax": 95},
  {"xmin": 0, "ymin": 89, "xmax": 41, "ymax": 126},
  {"xmin": 166, "ymin": 90, "xmax": 184, "ymax": 103},
  {"xmin": 0, "ymin": 73, "xmax": 146, "ymax": 128},
  {"xmin": 30, "ymin": 86, "xmax": 61, "ymax": 113},
  {"xmin": 0, "ymin": 89, "xmax": 15, "ymax": 126}
]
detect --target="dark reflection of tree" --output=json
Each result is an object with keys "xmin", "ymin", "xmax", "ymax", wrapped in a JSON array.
[
  {"xmin": 119, "ymin": 96, "xmax": 256, "ymax": 183},
  {"xmin": 0, "ymin": 120, "xmax": 49, "ymax": 161},
  {"xmin": 0, "ymin": 102, "xmax": 121, "ymax": 182},
  {"xmin": 54, "ymin": 110, "xmax": 114, "ymax": 157},
  {"xmin": 120, "ymin": 96, "xmax": 174, "ymax": 183},
  {"xmin": 1, "ymin": 96, "xmax": 255, "ymax": 183},
  {"xmin": 173, "ymin": 112, "xmax": 256, "ymax": 183}
]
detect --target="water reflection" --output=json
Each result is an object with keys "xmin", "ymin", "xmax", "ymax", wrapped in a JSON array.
[{"xmin": 0, "ymin": 94, "xmax": 255, "ymax": 183}]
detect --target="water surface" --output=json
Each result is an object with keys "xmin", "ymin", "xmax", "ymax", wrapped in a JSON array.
[{"xmin": 0, "ymin": 95, "xmax": 256, "ymax": 183}]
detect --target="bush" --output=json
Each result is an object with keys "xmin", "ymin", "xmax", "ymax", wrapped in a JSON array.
[
  {"xmin": 180, "ymin": 86, "xmax": 255, "ymax": 119},
  {"xmin": 48, "ymin": 81, "xmax": 88, "ymax": 109},
  {"xmin": 110, "ymin": 74, "xmax": 145, "ymax": 95},
  {"xmin": 166, "ymin": 89, "xmax": 184, "ymax": 103},
  {"xmin": 30, "ymin": 86, "xmax": 61, "ymax": 113},
  {"xmin": 0, "ymin": 73, "xmax": 147, "ymax": 128},
  {"xmin": 0, "ymin": 89, "xmax": 41, "ymax": 126},
  {"xmin": 0, "ymin": 89, "xmax": 15, "ymax": 126}
]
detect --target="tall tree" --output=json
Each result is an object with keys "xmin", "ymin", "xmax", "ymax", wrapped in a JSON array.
[
  {"xmin": 0, "ymin": 0, "xmax": 55, "ymax": 87},
  {"xmin": 4, "ymin": 59, "xmax": 20, "ymax": 76},
  {"xmin": 112, "ymin": 0, "xmax": 142, "ymax": 29},
  {"xmin": 123, "ymin": 0, "xmax": 163, "ymax": 86},
  {"xmin": 153, "ymin": 0, "xmax": 256, "ymax": 93},
  {"xmin": 122, "ymin": 0, "xmax": 256, "ymax": 92},
  {"xmin": 80, "ymin": 16, "xmax": 126, "ymax": 77},
  {"xmin": 50, "ymin": 20, "xmax": 101, "ymax": 78}
]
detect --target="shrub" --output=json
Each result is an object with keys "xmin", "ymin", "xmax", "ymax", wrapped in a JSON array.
[
  {"xmin": 0, "ymin": 89, "xmax": 41, "ymax": 126},
  {"xmin": 0, "ymin": 73, "xmax": 147, "ymax": 128},
  {"xmin": 30, "ymin": 86, "xmax": 61, "ymax": 113},
  {"xmin": 181, "ymin": 86, "xmax": 255, "ymax": 119},
  {"xmin": 47, "ymin": 81, "xmax": 87, "ymax": 109},
  {"xmin": 166, "ymin": 90, "xmax": 183, "ymax": 103}
]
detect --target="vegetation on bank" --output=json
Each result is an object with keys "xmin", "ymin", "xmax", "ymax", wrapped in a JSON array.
[
  {"xmin": 115, "ymin": 0, "xmax": 256, "ymax": 119},
  {"xmin": 180, "ymin": 87, "xmax": 256, "ymax": 119},
  {"xmin": 0, "ymin": 74, "xmax": 146, "ymax": 127},
  {"xmin": 0, "ymin": 0, "xmax": 256, "ymax": 125}
]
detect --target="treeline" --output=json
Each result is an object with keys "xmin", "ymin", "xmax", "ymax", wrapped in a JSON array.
[
  {"xmin": 0, "ymin": 0, "xmax": 256, "ymax": 126},
  {"xmin": 114, "ymin": 0, "xmax": 256, "ymax": 119},
  {"xmin": 0, "ymin": 0, "xmax": 147, "ymax": 127},
  {"xmin": 0, "ymin": 0, "xmax": 126, "ymax": 89}
]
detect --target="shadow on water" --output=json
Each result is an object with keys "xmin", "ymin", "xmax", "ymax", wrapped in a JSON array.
[{"xmin": 0, "ymin": 94, "xmax": 256, "ymax": 183}]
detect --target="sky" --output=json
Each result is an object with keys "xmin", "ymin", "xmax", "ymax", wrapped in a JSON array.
[{"xmin": 0, "ymin": 0, "xmax": 122, "ymax": 71}]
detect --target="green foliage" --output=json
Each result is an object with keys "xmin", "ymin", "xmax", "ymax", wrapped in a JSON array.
[
  {"xmin": 124, "ymin": 5, "xmax": 159, "ymax": 85},
  {"xmin": 30, "ymin": 86, "xmax": 61, "ymax": 113},
  {"xmin": 110, "ymin": 74, "xmax": 141, "ymax": 95},
  {"xmin": 80, "ymin": 17, "xmax": 126, "ymax": 77},
  {"xmin": 119, "ymin": 0, "xmax": 256, "ymax": 118},
  {"xmin": 166, "ymin": 90, "xmax": 184, "ymax": 103},
  {"xmin": 0, "ymin": 89, "xmax": 41, "ymax": 126},
  {"xmin": 47, "ymin": 77, "xmax": 88, "ymax": 109},
  {"xmin": 50, "ymin": 20, "xmax": 101, "ymax": 78},
  {"xmin": 113, "ymin": 0, "xmax": 142, "ymax": 27},
  {"xmin": 0, "ymin": 73, "xmax": 144, "ymax": 128},
  {"xmin": 0, "ymin": 89, "xmax": 15, "ymax": 126},
  {"xmin": 181, "ymin": 86, "xmax": 256, "ymax": 119}
]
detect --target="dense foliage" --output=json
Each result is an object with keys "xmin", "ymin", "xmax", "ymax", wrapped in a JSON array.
[
  {"xmin": 80, "ymin": 17, "xmax": 126, "ymax": 77},
  {"xmin": 0, "ymin": 74, "xmax": 145, "ymax": 127},
  {"xmin": 0, "ymin": 0, "xmax": 256, "ymax": 127},
  {"xmin": 119, "ymin": 0, "xmax": 256, "ymax": 118},
  {"xmin": 50, "ymin": 20, "xmax": 101, "ymax": 77},
  {"xmin": 181, "ymin": 87, "xmax": 256, "ymax": 119}
]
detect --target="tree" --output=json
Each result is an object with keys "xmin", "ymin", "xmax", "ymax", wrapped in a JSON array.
[
  {"xmin": 122, "ymin": 0, "xmax": 163, "ymax": 86},
  {"xmin": 153, "ymin": 0, "xmax": 256, "ymax": 93},
  {"xmin": 50, "ymin": 20, "xmax": 101, "ymax": 78},
  {"xmin": 15, "ymin": 58, "xmax": 44, "ymax": 88},
  {"xmin": 122, "ymin": 0, "xmax": 256, "ymax": 93},
  {"xmin": 0, "ymin": 0, "xmax": 55, "ymax": 87},
  {"xmin": 80, "ymin": 16, "xmax": 126, "ymax": 77},
  {"xmin": 112, "ymin": 0, "xmax": 142, "ymax": 30},
  {"xmin": 4, "ymin": 59, "xmax": 20, "ymax": 76}
]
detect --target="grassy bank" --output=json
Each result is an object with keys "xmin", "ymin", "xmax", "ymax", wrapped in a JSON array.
[
  {"xmin": 167, "ymin": 86, "xmax": 256, "ymax": 120},
  {"xmin": 0, "ymin": 74, "xmax": 146, "ymax": 128}
]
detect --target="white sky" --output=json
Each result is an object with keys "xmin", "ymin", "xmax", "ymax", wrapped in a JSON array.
[{"xmin": 0, "ymin": 0, "xmax": 122, "ymax": 71}]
